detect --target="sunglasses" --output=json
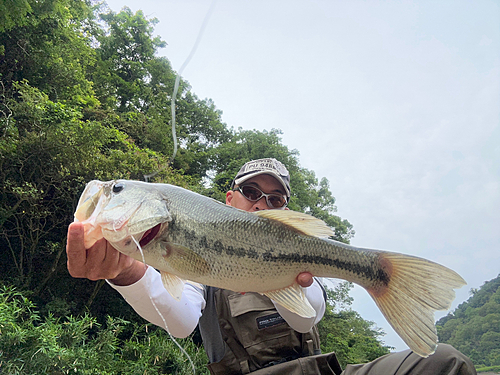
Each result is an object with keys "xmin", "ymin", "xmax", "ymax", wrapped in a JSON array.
[{"xmin": 233, "ymin": 185, "xmax": 288, "ymax": 209}]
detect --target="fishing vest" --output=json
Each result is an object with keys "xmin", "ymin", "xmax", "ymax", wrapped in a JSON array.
[{"xmin": 198, "ymin": 286, "xmax": 342, "ymax": 375}]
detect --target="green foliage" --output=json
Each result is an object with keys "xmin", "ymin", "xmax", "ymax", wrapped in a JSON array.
[
  {"xmin": 317, "ymin": 282, "xmax": 392, "ymax": 368},
  {"xmin": 93, "ymin": 7, "xmax": 167, "ymax": 111},
  {"xmin": 0, "ymin": 81, "xmax": 174, "ymax": 292},
  {"xmin": 476, "ymin": 365, "xmax": 500, "ymax": 373},
  {"xmin": 91, "ymin": 7, "xmax": 232, "ymax": 179},
  {"xmin": 0, "ymin": 0, "xmax": 32, "ymax": 32},
  {"xmin": 437, "ymin": 274, "xmax": 500, "ymax": 367},
  {"xmin": 0, "ymin": 286, "xmax": 209, "ymax": 374},
  {"xmin": 0, "ymin": 0, "xmax": 98, "ymax": 106}
]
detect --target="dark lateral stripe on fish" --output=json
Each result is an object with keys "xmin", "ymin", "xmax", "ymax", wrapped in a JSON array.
[
  {"xmin": 260, "ymin": 251, "xmax": 391, "ymax": 286},
  {"xmin": 175, "ymin": 227, "xmax": 260, "ymax": 259},
  {"xmin": 176, "ymin": 227, "xmax": 390, "ymax": 286}
]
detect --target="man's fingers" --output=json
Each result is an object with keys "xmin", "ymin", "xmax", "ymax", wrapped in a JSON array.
[
  {"xmin": 297, "ymin": 272, "xmax": 314, "ymax": 288},
  {"xmin": 101, "ymin": 245, "xmax": 129, "ymax": 280},
  {"xmin": 66, "ymin": 222, "xmax": 88, "ymax": 276},
  {"xmin": 66, "ymin": 223, "xmax": 143, "ymax": 282},
  {"xmin": 84, "ymin": 239, "xmax": 109, "ymax": 278},
  {"xmin": 67, "ymin": 222, "xmax": 109, "ymax": 279}
]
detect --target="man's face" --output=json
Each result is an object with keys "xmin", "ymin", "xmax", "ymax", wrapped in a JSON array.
[{"xmin": 226, "ymin": 174, "xmax": 287, "ymax": 212}]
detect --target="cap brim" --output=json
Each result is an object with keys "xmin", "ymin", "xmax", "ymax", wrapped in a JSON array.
[{"xmin": 234, "ymin": 171, "xmax": 290, "ymax": 198}]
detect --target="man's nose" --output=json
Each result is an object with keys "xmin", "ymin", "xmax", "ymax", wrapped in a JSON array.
[{"xmin": 252, "ymin": 196, "xmax": 269, "ymax": 211}]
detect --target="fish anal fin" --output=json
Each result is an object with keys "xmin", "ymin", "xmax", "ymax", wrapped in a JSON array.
[
  {"xmin": 263, "ymin": 283, "xmax": 316, "ymax": 318},
  {"xmin": 186, "ymin": 280, "xmax": 204, "ymax": 291},
  {"xmin": 254, "ymin": 210, "xmax": 334, "ymax": 238},
  {"xmin": 367, "ymin": 252, "xmax": 467, "ymax": 358},
  {"xmin": 160, "ymin": 271, "xmax": 185, "ymax": 301}
]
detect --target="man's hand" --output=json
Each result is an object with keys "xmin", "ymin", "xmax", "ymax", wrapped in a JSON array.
[
  {"xmin": 296, "ymin": 272, "xmax": 314, "ymax": 288},
  {"xmin": 66, "ymin": 222, "xmax": 146, "ymax": 286}
]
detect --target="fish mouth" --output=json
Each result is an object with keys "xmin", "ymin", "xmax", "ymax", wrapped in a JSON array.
[{"xmin": 139, "ymin": 223, "xmax": 162, "ymax": 247}]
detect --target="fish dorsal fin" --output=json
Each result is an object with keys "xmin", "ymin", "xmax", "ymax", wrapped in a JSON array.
[
  {"xmin": 254, "ymin": 210, "xmax": 334, "ymax": 238},
  {"xmin": 262, "ymin": 283, "xmax": 316, "ymax": 318},
  {"xmin": 160, "ymin": 271, "xmax": 185, "ymax": 301}
]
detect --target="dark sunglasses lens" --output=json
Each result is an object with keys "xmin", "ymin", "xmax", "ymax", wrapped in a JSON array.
[
  {"xmin": 268, "ymin": 195, "xmax": 286, "ymax": 208},
  {"xmin": 241, "ymin": 186, "xmax": 262, "ymax": 201}
]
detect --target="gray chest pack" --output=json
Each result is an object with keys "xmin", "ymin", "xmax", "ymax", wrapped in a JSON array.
[{"xmin": 198, "ymin": 286, "xmax": 342, "ymax": 375}]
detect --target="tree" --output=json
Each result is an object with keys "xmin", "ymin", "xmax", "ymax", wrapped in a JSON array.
[
  {"xmin": 91, "ymin": 8, "xmax": 232, "ymax": 178},
  {"xmin": 0, "ymin": 0, "xmax": 31, "ymax": 33},
  {"xmin": 93, "ymin": 7, "xmax": 167, "ymax": 112},
  {"xmin": 437, "ymin": 274, "xmax": 500, "ymax": 367},
  {"xmin": 0, "ymin": 0, "xmax": 97, "ymax": 105}
]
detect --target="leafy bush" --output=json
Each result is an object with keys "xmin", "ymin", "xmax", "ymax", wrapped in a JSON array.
[{"xmin": 0, "ymin": 285, "xmax": 209, "ymax": 374}]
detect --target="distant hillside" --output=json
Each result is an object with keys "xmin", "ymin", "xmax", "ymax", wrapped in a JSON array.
[{"xmin": 437, "ymin": 274, "xmax": 500, "ymax": 367}]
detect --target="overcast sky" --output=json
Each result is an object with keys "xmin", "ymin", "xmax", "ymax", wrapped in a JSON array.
[{"xmin": 104, "ymin": 0, "xmax": 500, "ymax": 352}]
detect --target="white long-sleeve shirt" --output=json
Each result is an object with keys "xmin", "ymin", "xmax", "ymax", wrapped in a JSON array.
[{"xmin": 108, "ymin": 266, "xmax": 326, "ymax": 337}]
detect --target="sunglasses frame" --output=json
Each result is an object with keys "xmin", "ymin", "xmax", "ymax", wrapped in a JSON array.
[{"xmin": 233, "ymin": 185, "xmax": 288, "ymax": 209}]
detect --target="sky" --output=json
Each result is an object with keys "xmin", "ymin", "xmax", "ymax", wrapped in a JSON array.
[{"xmin": 103, "ymin": 0, "xmax": 500, "ymax": 352}]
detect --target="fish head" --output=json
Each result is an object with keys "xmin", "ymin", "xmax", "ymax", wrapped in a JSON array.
[{"xmin": 74, "ymin": 180, "xmax": 172, "ymax": 254}]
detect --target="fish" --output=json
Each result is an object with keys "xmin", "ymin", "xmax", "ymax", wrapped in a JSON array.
[{"xmin": 74, "ymin": 179, "xmax": 466, "ymax": 358}]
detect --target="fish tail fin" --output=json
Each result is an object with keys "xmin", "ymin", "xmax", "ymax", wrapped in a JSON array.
[{"xmin": 367, "ymin": 253, "xmax": 466, "ymax": 357}]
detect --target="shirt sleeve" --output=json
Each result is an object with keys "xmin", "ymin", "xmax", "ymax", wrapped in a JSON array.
[
  {"xmin": 271, "ymin": 279, "xmax": 326, "ymax": 333},
  {"xmin": 106, "ymin": 266, "xmax": 206, "ymax": 338}
]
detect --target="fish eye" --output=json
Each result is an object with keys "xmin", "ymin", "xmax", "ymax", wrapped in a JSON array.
[{"xmin": 113, "ymin": 182, "xmax": 124, "ymax": 193}]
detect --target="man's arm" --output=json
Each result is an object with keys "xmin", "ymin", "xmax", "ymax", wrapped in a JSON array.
[{"xmin": 108, "ymin": 267, "xmax": 205, "ymax": 338}]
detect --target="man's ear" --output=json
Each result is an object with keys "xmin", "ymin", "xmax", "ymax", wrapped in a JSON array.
[{"xmin": 226, "ymin": 191, "xmax": 234, "ymax": 206}]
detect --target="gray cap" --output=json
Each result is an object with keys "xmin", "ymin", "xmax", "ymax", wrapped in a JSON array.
[{"xmin": 231, "ymin": 158, "xmax": 291, "ymax": 198}]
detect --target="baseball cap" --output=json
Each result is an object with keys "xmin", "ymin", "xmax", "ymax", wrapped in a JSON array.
[{"xmin": 230, "ymin": 158, "xmax": 291, "ymax": 198}]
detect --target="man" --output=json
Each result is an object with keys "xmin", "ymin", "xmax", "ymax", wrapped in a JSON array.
[{"xmin": 67, "ymin": 158, "xmax": 475, "ymax": 374}]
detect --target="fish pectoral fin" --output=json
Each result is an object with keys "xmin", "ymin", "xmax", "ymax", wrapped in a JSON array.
[
  {"xmin": 160, "ymin": 271, "xmax": 186, "ymax": 301},
  {"xmin": 254, "ymin": 210, "xmax": 334, "ymax": 238},
  {"xmin": 163, "ymin": 242, "xmax": 210, "ymax": 275},
  {"xmin": 263, "ymin": 283, "xmax": 316, "ymax": 318}
]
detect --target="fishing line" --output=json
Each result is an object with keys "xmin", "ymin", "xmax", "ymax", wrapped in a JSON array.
[
  {"xmin": 134, "ymin": 3, "xmax": 218, "ymax": 372},
  {"xmin": 144, "ymin": 0, "xmax": 217, "ymax": 181},
  {"xmin": 131, "ymin": 236, "xmax": 196, "ymax": 375},
  {"xmin": 170, "ymin": 0, "xmax": 217, "ymax": 164}
]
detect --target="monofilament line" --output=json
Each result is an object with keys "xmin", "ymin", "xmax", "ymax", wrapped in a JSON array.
[
  {"xmin": 131, "ymin": 236, "xmax": 196, "ymax": 375},
  {"xmin": 170, "ymin": 0, "xmax": 217, "ymax": 163}
]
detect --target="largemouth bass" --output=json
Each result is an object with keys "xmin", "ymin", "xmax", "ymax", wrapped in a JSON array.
[{"xmin": 74, "ymin": 179, "xmax": 466, "ymax": 358}]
